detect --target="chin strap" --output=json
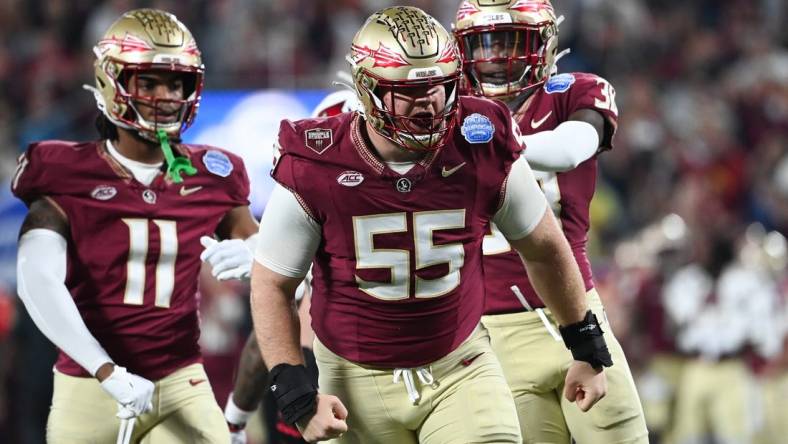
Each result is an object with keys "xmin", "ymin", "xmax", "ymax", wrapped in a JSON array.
[{"xmin": 156, "ymin": 129, "xmax": 196, "ymax": 183}]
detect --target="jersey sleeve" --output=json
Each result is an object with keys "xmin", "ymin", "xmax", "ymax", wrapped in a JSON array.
[
  {"xmin": 227, "ymin": 153, "xmax": 251, "ymax": 206},
  {"xmin": 494, "ymin": 98, "xmax": 526, "ymax": 159},
  {"xmin": 191, "ymin": 145, "xmax": 251, "ymax": 207},
  {"xmin": 12, "ymin": 142, "xmax": 60, "ymax": 205},
  {"xmin": 269, "ymin": 120, "xmax": 320, "ymax": 221},
  {"xmin": 270, "ymin": 121, "xmax": 297, "ymax": 191},
  {"xmin": 565, "ymin": 73, "xmax": 619, "ymax": 150},
  {"xmin": 487, "ymin": 98, "xmax": 524, "ymax": 212}
]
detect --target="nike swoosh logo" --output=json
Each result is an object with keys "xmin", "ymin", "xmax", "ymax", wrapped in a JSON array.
[
  {"xmin": 531, "ymin": 110, "xmax": 553, "ymax": 129},
  {"xmin": 460, "ymin": 352, "xmax": 484, "ymax": 367},
  {"xmin": 188, "ymin": 378, "xmax": 206, "ymax": 386},
  {"xmin": 179, "ymin": 185, "xmax": 203, "ymax": 196},
  {"xmin": 441, "ymin": 162, "xmax": 466, "ymax": 178}
]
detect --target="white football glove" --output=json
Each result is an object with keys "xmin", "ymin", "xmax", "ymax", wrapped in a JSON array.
[
  {"xmin": 99, "ymin": 366, "xmax": 154, "ymax": 418},
  {"xmin": 200, "ymin": 235, "xmax": 257, "ymax": 281}
]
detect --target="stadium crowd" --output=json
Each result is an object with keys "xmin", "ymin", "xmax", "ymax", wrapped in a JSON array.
[{"xmin": 0, "ymin": 0, "xmax": 786, "ymax": 443}]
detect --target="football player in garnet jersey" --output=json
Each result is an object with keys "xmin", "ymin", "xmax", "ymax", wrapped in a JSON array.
[
  {"xmin": 222, "ymin": 277, "xmax": 316, "ymax": 444},
  {"xmin": 13, "ymin": 9, "xmax": 259, "ymax": 443},
  {"xmin": 221, "ymin": 87, "xmax": 365, "ymax": 444},
  {"xmin": 250, "ymin": 6, "xmax": 611, "ymax": 443},
  {"xmin": 454, "ymin": 1, "xmax": 648, "ymax": 443}
]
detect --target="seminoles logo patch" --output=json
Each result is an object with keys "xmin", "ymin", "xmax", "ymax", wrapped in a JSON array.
[
  {"xmin": 304, "ymin": 128, "xmax": 333, "ymax": 154},
  {"xmin": 90, "ymin": 185, "xmax": 117, "ymax": 201},
  {"xmin": 337, "ymin": 171, "xmax": 364, "ymax": 187}
]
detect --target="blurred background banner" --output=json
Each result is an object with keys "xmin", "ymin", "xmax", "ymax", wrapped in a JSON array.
[
  {"xmin": 186, "ymin": 90, "xmax": 328, "ymax": 215},
  {"xmin": 0, "ymin": 1, "xmax": 786, "ymax": 444},
  {"xmin": 0, "ymin": 190, "xmax": 26, "ymax": 288}
]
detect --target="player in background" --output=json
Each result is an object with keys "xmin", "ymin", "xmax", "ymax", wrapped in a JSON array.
[
  {"xmin": 222, "ymin": 278, "xmax": 315, "ymax": 444},
  {"xmin": 219, "ymin": 87, "xmax": 360, "ymax": 444},
  {"xmin": 13, "ymin": 9, "xmax": 259, "ymax": 443},
  {"xmin": 454, "ymin": 1, "xmax": 648, "ymax": 443},
  {"xmin": 251, "ymin": 6, "xmax": 611, "ymax": 443},
  {"xmin": 616, "ymin": 214, "xmax": 690, "ymax": 443},
  {"xmin": 312, "ymin": 87, "xmax": 364, "ymax": 119},
  {"xmin": 662, "ymin": 229, "xmax": 783, "ymax": 444}
]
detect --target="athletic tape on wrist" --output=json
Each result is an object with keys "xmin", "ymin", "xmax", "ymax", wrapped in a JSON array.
[{"xmin": 224, "ymin": 393, "xmax": 255, "ymax": 427}]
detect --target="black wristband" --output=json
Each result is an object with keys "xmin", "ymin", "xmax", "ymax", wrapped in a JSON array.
[
  {"xmin": 269, "ymin": 363, "xmax": 318, "ymax": 425},
  {"xmin": 558, "ymin": 310, "xmax": 613, "ymax": 369}
]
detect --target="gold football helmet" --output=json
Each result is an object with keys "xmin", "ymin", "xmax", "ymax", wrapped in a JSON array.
[
  {"xmin": 349, "ymin": 6, "xmax": 461, "ymax": 151},
  {"xmin": 454, "ymin": 0, "xmax": 559, "ymax": 99},
  {"xmin": 86, "ymin": 9, "xmax": 204, "ymax": 140}
]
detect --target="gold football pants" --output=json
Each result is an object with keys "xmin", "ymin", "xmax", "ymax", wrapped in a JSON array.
[
  {"xmin": 667, "ymin": 358, "xmax": 756, "ymax": 444},
  {"xmin": 482, "ymin": 289, "xmax": 648, "ymax": 444},
  {"xmin": 313, "ymin": 325, "xmax": 522, "ymax": 444},
  {"xmin": 47, "ymin": 363, "xmax": 230, "ymax": 444}
]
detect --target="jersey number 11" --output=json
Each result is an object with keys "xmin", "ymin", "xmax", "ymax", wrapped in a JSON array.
[{"xmin": 121, "ymin": 218, "xmax": 178, "ymax": 308}]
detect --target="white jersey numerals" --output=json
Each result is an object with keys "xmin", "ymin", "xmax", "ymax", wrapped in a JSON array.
[
  {"xmin": 594, "ymin": 78, "xmax": 618, "ymax": 116},
  {"xmin": 482, "ymin": 224, "xmax": 512, "ymax": 255},
  {"xmin": 12, "ymin": 154, "xmax": 29, "ymax": 191},
  {"xmin": 533, "ymin": 171, "xmax": 562, "ymax": 216},
  {"xmin": 353, "ymin": 210, "xmax": 466, "ymax": 300},
  {"xmin": 122, "ymin": 219, "xmax": 178, "ymax": 308}
]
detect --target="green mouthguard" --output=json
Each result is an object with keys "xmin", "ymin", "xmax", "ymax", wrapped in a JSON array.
[{"xmin": 157, "ymin": 129, "xmax": 197, "ymax": 184}]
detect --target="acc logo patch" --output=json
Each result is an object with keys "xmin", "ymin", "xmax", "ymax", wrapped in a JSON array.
[
  {"xmin": 461, "ymin": 113, "xmax": 495, "ymax": 144},
  {"xmin": 337, "ymin": 171, "xmax": 364, "ymax": 187},
  {"xmin": 90, "ymin": 185, "xmax": 117, "ymax": 201},
  {"xmin": 544, "ymin": 73, "xmax": 575, "ymax": 94},
  {"xmin": 305, "ymin": 128, "xmax": 333, "ymax": 154},
  {"xmin": 203, "ymin": 150, "xmax": 233, "ymax": 177}
]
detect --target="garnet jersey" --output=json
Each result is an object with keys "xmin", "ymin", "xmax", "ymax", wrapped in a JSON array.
[
  {"xmin": 12, "ymin": 141, "xmax": 250, "ymax": 380},
  {"xmin": 273, "ymin": 96, "xmax": 522, "ymax": 368},
  {"xmin": 483, "ymin": 72, "xmax": 619, "ymax": 314}
]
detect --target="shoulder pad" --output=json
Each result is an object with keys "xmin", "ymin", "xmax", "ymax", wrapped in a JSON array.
[
  {"xmin": 276, "ymin": 114, "xmax": 352, "ymax": 158},
  {"xmin": 11, "ymin": 140, "xmax": 97, "ymax": 203}
]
